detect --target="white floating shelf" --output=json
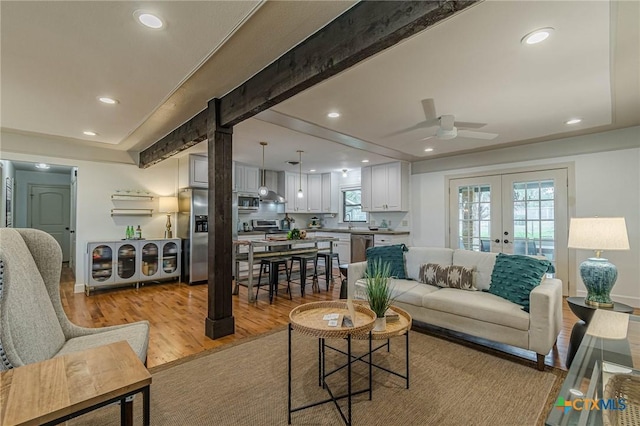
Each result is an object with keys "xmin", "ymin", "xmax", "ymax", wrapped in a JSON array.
[
  {"xmin": 111, "ymin": 209, "xmax": 154, "ymax": 216},
  {"xmin": 111, "ymin": 194, "xmax": 154, "ymax": 201}
]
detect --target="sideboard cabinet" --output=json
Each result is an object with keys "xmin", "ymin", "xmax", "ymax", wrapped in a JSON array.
[{"xmin": 86, "ymin": 238, "xmax": 180, "ymax": 294}]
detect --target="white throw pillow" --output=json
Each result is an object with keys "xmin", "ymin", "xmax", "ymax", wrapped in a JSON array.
[
  {"xmin": 405, "ymin": 247, "xmax": 454, "ymax": 281},
  {"xmin": 452, "ymin": 250, "xmax": 498, "ymax": 291}
]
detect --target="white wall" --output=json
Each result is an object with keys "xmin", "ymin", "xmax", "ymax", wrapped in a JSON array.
[
  {"xmin": 411, "ymin": 134, "xmax": 640, "ymax": 306},
  {"xmin": 0, "ymin": 151, "xmax": 181, "ymax": 292}
]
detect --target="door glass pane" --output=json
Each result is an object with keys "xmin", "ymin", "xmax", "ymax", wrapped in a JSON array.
[
  {"xmin": 92, "ymin": 245, "xmax": 112, "ymax": 282},
  {"xmin": 512, "ymin": 180, "xmax": 555, "ymax": 267},
  {"xmin": 457, "ymin": 185, "xmax": 491, "ymax": 251}
]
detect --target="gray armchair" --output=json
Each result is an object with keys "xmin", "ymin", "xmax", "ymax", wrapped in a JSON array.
[{"xmin": 0, "ymin": 228, "xmax": 149, "ymax": 370}]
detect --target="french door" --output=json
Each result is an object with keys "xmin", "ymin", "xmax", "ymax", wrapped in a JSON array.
[{"xmin": 449, "ymin": 169, "xmax": 568, "ymax": 294}]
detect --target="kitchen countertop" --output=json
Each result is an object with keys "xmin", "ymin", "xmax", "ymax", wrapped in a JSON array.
[{"xmin": 237, "ymin": 228, "xmax": 409, "ymax": 236}]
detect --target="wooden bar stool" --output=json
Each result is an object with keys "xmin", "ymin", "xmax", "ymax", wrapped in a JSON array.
[
  {"xmin": 256, "ymin": 257, "xmax": 291, "ymax": 303},
  {"xmin": 289, "ymin": 254, "xmax": 318, "ymax": 296},
  {"xmin": 316, "ymin": 252, "xmax": 340, "ymax": 291}
]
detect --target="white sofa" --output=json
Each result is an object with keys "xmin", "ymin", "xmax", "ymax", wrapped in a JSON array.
[{"xmin": 348, "ymin": 247, "xmax": 563, "ymax": 370}]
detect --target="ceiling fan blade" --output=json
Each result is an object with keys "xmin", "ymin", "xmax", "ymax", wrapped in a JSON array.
[
  {"xmin": 457, "ymin": 130, "xmax": 499, "ymax": 140},
  {"xmin": 440, "ymin": 115, "xmax": 455, "ymax": 131},
  {"xmin": 454, "ymin": 121, "xmax": 487, "ymax": 129},
  {"xmin": 385, "ymin": 117, "xmax": 440, "ymax": 138},
  {"xmin": 421, "ymin": 98, "xmax": 437, "ymax": 120}
]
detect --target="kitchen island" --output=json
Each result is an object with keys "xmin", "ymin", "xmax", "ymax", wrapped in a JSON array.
[{"xmin": 233, "ymin": 236, "xmax": 337, "ymax": 303}]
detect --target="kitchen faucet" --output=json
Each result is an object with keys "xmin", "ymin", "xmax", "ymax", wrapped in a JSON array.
[{"xmin": 345, "ymin": 213, "xmax": 352, "ymax": 229}]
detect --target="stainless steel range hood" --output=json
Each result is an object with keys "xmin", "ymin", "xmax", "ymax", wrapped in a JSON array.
[
  {"xmin": 259, "ymin": 170, "xmax": 286, "ymax": 203},
  {"xmin": 260, "ymin": 190, "xmax": 286, "ymax": 204}
]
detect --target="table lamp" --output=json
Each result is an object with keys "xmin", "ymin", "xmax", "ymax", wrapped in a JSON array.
[
  {"xmin": 158, "ymin": 196, "xmax": 179, "ymax": 238},
  {"xmin": 568, "ymin": 217, "xmax": 630, "ymax": 307}
]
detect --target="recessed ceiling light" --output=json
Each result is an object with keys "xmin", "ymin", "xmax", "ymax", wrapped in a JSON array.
[
  {"xmin": 361, "ymin": 159, "xmax": 369, "ymax": 163},
  {"xmin": 83, "ymin": 131, "xmax": 97, "ymax": 136},
  {"xmin": 565, "ymin": 118, "xmax": 582, "ymax": 125},
  {"xmin": 135, "ymin": 11, "xmax": 164, "ymax": 29},
  {"xmin": 424, "ymin": 148, "xmax": 434, "ymax": 152},
  {"xmin": 521, "ymin": 27, "xmax": 554, "ymax": 45},
  {"xmin": 309, "ymin": 169, "xmax": 316, "ymax": 172},
  {"xmin": 35, "ymin": 163, "xmax": 50, "ymax": 169},
  {"xmin": 98, "ymin": 97, "xmax": 119, "ymax": 105},
  {"xmin": 327, "ymin": 112, "xmax": 340, "ymax": 118}
]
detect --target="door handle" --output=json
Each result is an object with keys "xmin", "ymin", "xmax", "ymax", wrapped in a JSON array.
[
  {"xmin": 494, "ymin": 239, "xmax": 500, "ymax": 243},
  {"xmin": 70, "ymin": 230, "xmax": 75, "ymax": 233},
  {"xmin": 503, "ymin": 239, "xmax": 510, "ymax": 244},
  {"xmin": 65, "ymin": 227, "xmax": 70, "ymax": 230}
]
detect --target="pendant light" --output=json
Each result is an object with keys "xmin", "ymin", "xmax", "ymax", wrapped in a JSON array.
[
  {"xmin": 296, "ymin": 150, "xmax": 304, "ymax": 198},
  {"xmin": 258, "ymin": 142, "xmax": 269, "ymax": 197}
]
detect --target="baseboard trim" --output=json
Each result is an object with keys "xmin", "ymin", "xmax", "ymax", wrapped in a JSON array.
[{"xmin": 74, "ymin": 283, "xmax": 85, "ymax": 294}]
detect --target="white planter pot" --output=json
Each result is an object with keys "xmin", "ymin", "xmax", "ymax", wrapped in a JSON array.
[{"xmin": 373, "ymin": 316, "xmax": 386, "ymax": 332}]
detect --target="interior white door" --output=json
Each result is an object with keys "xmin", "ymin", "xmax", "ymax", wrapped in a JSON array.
[
  {"xmin": 69, "ymin": 169, "xmax": 77, "ymax": 269},
  {"xmin": 28, "ymin": 184, "xmax": 71, "ymax": 262},
  {"xmin": 449, "ymin": 168, "xmax": 569, "ymax": 294}
]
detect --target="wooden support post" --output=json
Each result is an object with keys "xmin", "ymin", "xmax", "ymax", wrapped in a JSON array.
[{"xmin": 204, "ymin": 98, "xmax": 235, "ymax": 340}]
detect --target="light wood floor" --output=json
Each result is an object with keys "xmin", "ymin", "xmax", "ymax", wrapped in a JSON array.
[{"xmin": 60, "ymin": 266, "xmax": 597, "ymax": 370}]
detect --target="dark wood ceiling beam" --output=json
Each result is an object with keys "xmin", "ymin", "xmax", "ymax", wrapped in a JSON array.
[
  {"xmin": 139, "ymin": 109, "xmax": 208, "ymax": 168},
  {"xmin": 219, "ymin": 0, "xmax": 477, "ymax": 127},
  {"xmin": 138, "ymin": 0, "xmax": 477, "ymax": 168}
]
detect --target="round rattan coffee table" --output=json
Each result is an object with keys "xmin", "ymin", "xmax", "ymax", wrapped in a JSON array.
[{"xmin": 288, "ymin": 301, "xmax": 376, "ymax": 425}]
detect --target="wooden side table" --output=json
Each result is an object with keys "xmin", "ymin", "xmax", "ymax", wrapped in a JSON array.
[
  {"xmin": 566, "ymin": 296, "xmax": 634, "ymax": 367},
  {"xmin": 288, "ymin": 301, "xmax": 376, "ymax": 425},
  {"xmin": 0, "ymin": 340, "xmax": 151, "ymax": 426}
]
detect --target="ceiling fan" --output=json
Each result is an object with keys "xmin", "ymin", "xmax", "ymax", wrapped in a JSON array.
[{"xmin": 389, "ymin": 99, "xmax": 498, "ymax": 141}]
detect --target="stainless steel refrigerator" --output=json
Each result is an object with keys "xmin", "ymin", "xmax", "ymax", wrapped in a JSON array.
[
  {"xmin": 178, "ymin": 188, "xmax": 208, "ymax": 284},
  {"xmin": 178, "ymin": 188, "xmax": 238, "ymax": 285}
]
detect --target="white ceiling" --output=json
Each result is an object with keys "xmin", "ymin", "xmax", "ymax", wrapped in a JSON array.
[{"xmin": 1, "ymin": 1, "xmax": 638, "ymax": 174}]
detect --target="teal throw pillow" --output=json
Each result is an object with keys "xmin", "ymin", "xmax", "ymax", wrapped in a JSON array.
[
  {"xmin": 488, "ymin": 253, "xmax": 553, "ymax": 312},
  {"xmin": 366, "ymin": 244, "xmax": 408, "ymax": 279}
]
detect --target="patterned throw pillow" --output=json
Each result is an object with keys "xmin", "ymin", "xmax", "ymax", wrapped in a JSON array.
[
  {"xmin": 419, "ymin": 263, "xmax": 476, "ymax": 290},
  {"xmin": 488, "ymin": 253, "xmax": 553, "ymax": 312}
]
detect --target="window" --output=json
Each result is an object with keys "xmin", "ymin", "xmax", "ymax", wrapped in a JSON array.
[{"xmin": 343, "ymin": 189, "xmax": 367, "ymax": 222}]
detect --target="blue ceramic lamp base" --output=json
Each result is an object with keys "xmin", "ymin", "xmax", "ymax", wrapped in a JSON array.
[{"xmin": 580, "ymin": 257, "xmax": 617, "ymax": 308}]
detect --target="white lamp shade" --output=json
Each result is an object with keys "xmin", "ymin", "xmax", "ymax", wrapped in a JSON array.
[
  {"xmin": 567, "ymin": 217, "xmax": 630, "ymax": 250},
  {"xmin": 158, "ymin": 196, "xmax": 179, "ymax": 213}
]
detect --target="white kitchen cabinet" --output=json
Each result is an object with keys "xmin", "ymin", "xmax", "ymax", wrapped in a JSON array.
[
  {"xmin": 235, "ymin": 163, "xmax": 260, "ymax": 194},
  {"xmin": 189, "ymin": 154, "xmax": 208, "ymax": 188},
  {"xmin": 315, "ymin": 232, "xmax": 350, "ymax": 265},
  {"xmin": 368, "ymin": 162, "xmax": 410, "ymax": 212},
  {"xmin": 280, "ymin": 171, "xmax": 308, "ymax": 212},
  {"xmin": 374, "ymin": 234, "xmax": 410, "ymax": 247},
  {"xmin": 307, "ymin": 174, "xmax": 323, "ymax": 213},
  {"xmin": 361, "ymin": 166, "xmax": 372, "ymax": 212},
  {"xmin": 86, "ymin": 239, "xmax": 181, "ymax": 294},
  {"xmin": 321, "ymin": 172, "xmax": 339, "ymax": 213}
]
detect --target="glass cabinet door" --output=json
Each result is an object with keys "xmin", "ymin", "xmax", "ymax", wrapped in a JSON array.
[
  {"xmin": 141, "ymin": 242, "xmax": 159, "ymax": 277},
  {"xmin": 117, "ymin": 243, "xmax": 137, "ymax": 279},
  {"xmin": 162, "ymin": 242, "xmax": 179, "ymax": 274},
  {"xmin": 91, "ymin": 244, "xmax": 113, "ymax": 282}
]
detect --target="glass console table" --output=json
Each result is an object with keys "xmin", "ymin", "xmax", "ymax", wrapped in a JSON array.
[{"xmin": 547, "ymin": 311, "xmax": 640, "ymax": 425}]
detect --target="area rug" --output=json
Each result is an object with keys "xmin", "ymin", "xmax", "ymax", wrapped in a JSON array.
[{"xmin": 69, "ymin": 329, "xmax": 563, "ymax": 425}]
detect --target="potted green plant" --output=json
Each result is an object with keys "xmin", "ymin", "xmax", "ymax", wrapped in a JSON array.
[{"xmin": 364, "ymin": 258, "xmax": 394, "ymax": 331}]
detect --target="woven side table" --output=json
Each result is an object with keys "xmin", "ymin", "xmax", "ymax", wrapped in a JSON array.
[
  {"xmin": 358, "ymin": 305, "xmax": 411, "ymax": 389},
  {"xmin": 288, "ymin": 301, "xmax": 376, "ymax": 425}
]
